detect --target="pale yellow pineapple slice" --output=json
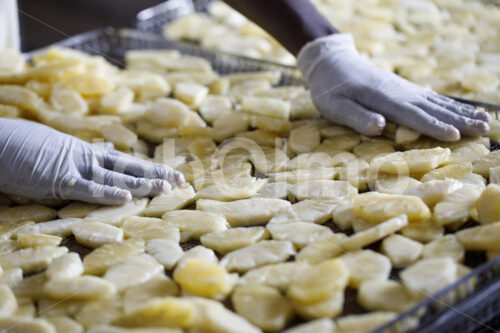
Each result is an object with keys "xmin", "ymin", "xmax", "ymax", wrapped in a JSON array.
[
  {"xmin": 475, "ymin": 184, "xmax": 500, "ymax": 224},
  {"xmin": 287, "ymin": 258, "xmax": 348, "ymax": 305},
  {"xmin": 422, "ymin": 235, "xmax": 464, "ymax": 262},
  {"xmin": 286, "ymin": 152, "xmax": 334, "ymax": 170},
  {"xmin": 15, "ymin": 296, "xmax": 35, "ymax": 318},
  {"xmin": 58, "ymin": 202, "xmax": 99, "ymax": 219},
  {"xmin": 255, "ymin": 182, "xmax": 289, "ymax": 199},
  {"xmin": 232, "ymin": 285, "xmax": 293, "ymax": 331},
  {"xmin": 200, "ymin": 227, "xmax": 270, "ymax": 254},
  {"xmin": 405, "ymin": 179, "xmax": 463, "ymax": 207},
  {"xmin": 220, "ymin": 240, "xmax": 295, "ymax": 273},
  {"xmin": 490, "ymin": 165, "xmax": 500, "ymax": 184},
  {"xmin": 251, "ymin": 145, "xmax": 289, "ymax": 174},
  {"xmin": 83, "ymin": 239, "xmax": 144, "ymax": 275},
  {"xmin": 472, "ymin": 150, "xmax": 500, "ymax": 177},
  {"xmin": 36, "ymin": 296, "xmax": 86, "ymax": 317},
  {"xmin": 358, "ymin": 280, "xmax": 416, "ymax": 313},
  {"xmin": 0, "ymin": 85, "xmax": 42, "ymax": 112},
  {"xmin": 293, "ymin": 290, "xmax": 344, "ymax": 320},
  {"xmin": 320, "ymin": 125, "xmax": 355, "ymax": 138},
  {"xmin": 100, "ymin": 87, "xmax": 134, "ymax": 114},
  {"xmin": 0, "ymin": 317, "xmax": 55, "ymax": 333},
  {"xmin": 50, "ymin": 83, "xmax": 88, "ymax": 115},
  {"xmin": 145, "ymin": 97, "xmax": 190, "ymax": 127},
  {"xmin": 174, "ymin": 258, "xmax": 236, "ymax": 300},
  {"xmin": 236, "ymin": 129, "xmax": 282, "ymax": 147},
  {"xmin": 241, "ymin": 96, "xmax": 290, "ymax": 119},
  {"xmin": 103, "ymin": 254, "xmax": 163, "ymax": 292},
  {"xmin": 199, "ymin": 95, "xmax": 232, "ymax": 124},
  {"xmin": 0, "ymin": 268, "xmax": 22, "ymax": 288},
  {"xmin": 446, "ymin": 143, "xmax": 489, "ymax": 165},
  {"xmin": 199, "ymin": 198, "xmax": 291, "ymax": 227},
  {"xmin": 13, "ymin": 272, "xmax": 48, "ymax": 299},
  {"xmin": 44, "ymin": 276, "xmax": 116, "ymax": 300},
  {"xmin": 289, "ymin": 91, "xmax": 318, "ymax": 119},
  {"xmin": 289, "ymin": 125, "xmax": 321, "ymax": 154},
  {"xmin": 250, "ymin": 115, "xmax": 291, "ymax": 135},
  {"xmin": 0, "ymin": 204, "xmax": 57, "ymax": 223},
  {"xmin": 88, "ymin": 325, "xmax": 181, "ymax": 332},
  {"xmin": 0, "ymin": 104, "xmax": 20, "ymax": 118},
  {"xmin": 188, "ymin": 136, "xmax": 216, "ymax": 159},
  {"xmin": 179, "ymin": 245, "xmax": 218, "ymax": 266},
  {"xmin": 239, "ymin": 262, "xmax": 309, "ymax": 291},
  {"xmin": 134, "ymin": 121, "xmax": 178, "ymax": 143},
  {"xmin": 0, "ymin": 246, "xmax": 67, "ymax": 273},
  {"xmin": 289, "ymin": 180, "xmax": 358, "ymax": 201},
  {"xmin": 268, "ymin": 168, "xmax": 339, "ymax": 184},
  {"xmin": 353, "ymin": 192, "xmax": 430, "ymax": 223},
  {"xmin": 338, "ymin": 158, "xmax": 370, "ymax": 190},
  {"xmin": 371, "ymin": 174, "xmax": 421, "ymax": 194},
  {"xmin": 71, "ymin": 222, "xmax": 123, "ymax": 248},
  {"xmin": 85, "ymin": 198, "xmax": 148, "ymax": 225},
  {"xmin": 395, "ymin": 126, "xmax": 420, "ymax": 144},
  {"xmin": 15, "ymin": 218, "xmax": 85, "ymax": 238},
  {"xmin": 45, "ymin": 316, "xmax": 84, "ymax": 333},
  {"xmin": 270, "ymin": 199, "xmax": 338, "ymax": 224},
  {"xmin": 295, "ymin": 233, "xmax": 347, "ymax": 265},
  {"xmin": 196, "ymin": 178, "xmax": 267, "ymax": 201},
  {"xmin": 353, "ymin": 140, "xmax": 395, "ymax": 163},
  {"xmin": 17, "ymin": 233, "xmax": 62, "ymax": 248},
  {"xmin": 0, "ymin": 283, "xmax": 17, "ymax": 317},
  {"xmin": 225, "ymin": 71, "xmax": 281, "ymax": 85},
  {"xmin": 121, "ymin": 216, "xmax": 180, "ymax": 242},
  {"xmin": 0, "ymin": 239, "xmax": 16, "ymax": 254},
  {"xmin": 100, "ymin": 124, "xmax": 138, "ymax": 151},
  {"xmin": 46, "ymin": 252, "xmax": 83, "ymax": 280},
  {"xmin": 336, "ymin": 312, "xmax": 397, "ymax": 333},
  {"xmin": 75, "ymin": 296, "xmax": 123, "ymax": 329},
  {"xmin": 25, "ymin": 80, "xmax": 50, "ymax": 98},
  {"xmin": 420, "ymin": 162, "xmax": 472, "ymax": 182},
  {"xmin": 211, "ymin": 112, "xmax": 249, "ymax": 142},
  {"xmin": 455, "ymin": 221, "xmax": 500, "ymax": 251},
  {"xmin": 283, "ymin": 318, "xmax": 336, "ymax": 333},
  {"xmin": 123, "ymin": 275, "xmax": 179, "ymax": 314},
  {"xmin": 400, "ymin": 258, "xmax": 457, "ymax": 298},
  {"xmin": 331, "ymin": 201, "xmax": 362, "ymax": 231},
  {"xmin": 267, "ymin": 222, "xmax": 333, "ymax": 248},
  {"xmin": 370, "ymin": 147, "xmax": 450, "ymax": 174},
  {"xmin": 163, "ymin": 210, "xmax": 228, "ymax": 242},
  {"xmin": 315, "ymin": 134, "xmax": 361, "ymax": 153},
  {"xmin": 341, "ymin": 250, "xmax": 391, "ymax": 288},
  {"xmin": 380, "ymin": 234, "xmax": 423, "ymax": 268},
  {"xmin": 342, "ymin": 215, "xmax": 408, "ymax": 251},
  {"xmin": 400, "ymin": 220, "xmax": 444, "ymax": 243},
  {"xmin": 146, "ymin": 239, "xmax": 183, "ymax": 270},
  {"xmin": 433, "ymin": 184, "xmax": 482, "ymax": 226}
]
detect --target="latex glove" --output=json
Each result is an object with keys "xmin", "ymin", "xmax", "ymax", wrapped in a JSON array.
[
  {"xmin": 0, "ymin": 118, "xmax": 184, "ymax": 205},
  {"xmin": 0, "ymin": 0, "xmax": 20, "ymax": 51},
  {"xmin": 297, "ymin": 33, "xmax": 490, "ymax": 141}
]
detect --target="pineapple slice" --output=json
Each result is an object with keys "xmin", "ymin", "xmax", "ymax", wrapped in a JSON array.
[
  {"xmin": 121, "ymin": 216, "xmax": 180, "ymax": 242},
  {"xmin": 381, "ymin": 234, "xmax": 423, "ymax": 268},
  {"xmin": 225, "ymin": 71, "xmax": 281, "ymax": 85},
  {"xmin": 146, "ymin": 239, "xmax": 183, "ymax": 270},
  {"xmin": 200, "ymin": 227, "xmax": 270, "ymax": 254},
  {"xmin": 422, "ymin": 235, "xmax": 464, "ymax": 262},
  {"xmin": 269, "ymin": 199, "xmax": 338, "ymax": 224},
  {"xmin": 232, "ymin": 285, "xmax": 293, "ymax": 331},
  {"xmin": 0, "ymin": 239, "xmax": 16, "ymax": 254},
  {"xmin": 353, "ymin": 140, "xmax": 395, "ymax": 163},
  {"xmin": 236, "ymin": 129, "xmax": 281, "ymax": 147},
  {"xmin": 405, "ymin": 179, "xmax": 463, "ymax": 207},
  {"xmin": 174, "ymin": 82, "xmax": 209, "ymax": 106},
  {"xmin": 134, "ymin": 121, "xmax": 178, "ymax": 143},
  {"xmin": 289, "ymin": 125, "xmax": 321, "ymax": 154},
  {"xmin": 0, "ymin": 317, "xmax": 55, "ymax": 333},
  {"xmin": 282, "ymin": 318, "xmax": 336, "ymax": 333},
  {"xmin": 295, "ymin": 233, "xmax": 347, "ymax": 264},
  {"xmin": 358, "ymin": 280, "xmax": 416, "ymax": 313},
  {"xmin": 241, "ymin": 96, "xmax": 290, "ymax": 119},
  {"xmin": 17, "ymin": 233, "xmax": 62, "ymax": 248},
  {"xmin": 341, "ymin": 250, "xmax": 391, "ymax": 288},
  {"xmin": 0, "ymin": 268, "xmax": 23, "ymax": 288},
  {"xmin": 45, "ymin": 316, "xmax": 84, "ymax": 333},
  {"xmin": 289, "ymin": 180, "xmax": 358, "ymax": 201},
  {"xmin": 336, "ymin": 312, "xmax": 397, "ymax": 333},
  {"xmin": 433, "ymin": 184, "xmax": 483, "ymax": 226},
  {"xmin": 100, "ymin": 86, "xmax": 134, "ymax": 114},
  {"xmin": 0, "ymin": 284, "xmax": 17, "ymax": 317},
  {"xmin": 370, "ymin": 147, "xmax": 450, "ymax": 174},
  {"xmin": 44, "ymin": 276, "xmax": 116, "ymax": 300},
  {"xmin": 0, "ymin": 104, "xmax": 20, "ymax": 118},
  {"xmin": 174, "ymin": 258, "xmax": 236, "ymax": 300},
  {"xmin": 293, "ymin": 290, "xmax": 344, "ymax": 320},
  {"xmin": 123, "ymin": 275, "xmax": 179, "ymax": 314},
  {"xmin": 0, "ymin": 246, "xmax": 67, "ymax": 273},
  {"xmin": 286, "ymin": 152, "xmax": 333, "ymax": 170},
  {"xmin": 188, "ymin": 136, "xmax": 217, "ymax": 159},
  {"xmin": 0, "ymin": 204, "xmax": 57, "ymax": 223},
  {"xmin": 371, "ymin": 175, "xmax": 421, "ymax": 194},
  {"xmin": 14, "ymin": 218, "xmax": 85, "ymax": 238},
  {"xmin": 268, "ymin": 168, "xmax": 339, "ymax": 184},
  {"xmin": 315, "ymin": 134, "xmax": 361, "ymax": 153},
  {"xmin": 239, "ymin": 262, "xmax": 309, "ymax": 291},
  {"xmin": 446, "ymin": 143, "xmax": 489, "ymax": 165},
  {"xmin": 163, "ymin": 210, "xmax": 228, "ymax": 242},
  {"xmin": 342, "ymin": 215, "xmax": 408, "ymax": 251},
  {"xmin": 475, "ymin": 184, "xmax": 500, "ymax": 224},
  {"xmin": 13, "ymin": 272, "xmax": 48, "ymax": 299},
  {"xmin": 250, "ymin": 115, "xmax": 291, "ymax": 135},
  {"xmin": 472, "ymin": 150, "xmax": 500, "ymax": 177},
  {"xmin": 455, "ymin": 221, "xmax": 500, "ymax": 251},
  {"xmin": 103, "ymin": 254, "xmax": 163, "ymax": 292},
  {"xmin": 400, "ymin": 220, "xmax": 444, "ymax": 243},
  {"xmin": 100, "ymin": 124, "xmax": 138, "ymax": 151},
  {"xmin": 220, "ymin": 240, "xmax": 295, "ymax": 273},
  {"xmin": 85, "ymin": 198, "xmax": 148, "ymax": 225},
  {"xmin": 75, "ymin": 296, "xmax": 123, "ymax": 329},
  {"xmin": 267, "ymin": 222, "xmax": 333, "ymax": 248},
  {"xmin": 58, "ymin": 202, "xmax": 99, "ymax": 219},
  {"xmin": 420, "ymin": 162, "xmax": 472, "ymax": 182},
  {"xmin": 289, "ymin": 91, "xmax": 318, "ymax": 119},
  {"xmin": 320, "ymin": 125, "xmax": 355, "ymax": 138},
  {"xmin": 490, "ymin": 165, "xmax": 500, "ymax": 184},
  {"xmin": 331, "ymin": 201, "xmax": 362, "ymax": 231},
  {"xmin": 195, "ymin": 178, "xmax": 267, "ymax": 201},
  {"xmin": 46, "ymin": 253, "xmax": 84, "ymax": 280},
  {"xmin": 15, "ymin": 296, "xmax": 36, "ymax": 318},
  {"xmin": 395, "ymin": 126, "xmax": 420, "ymax": 144},
  {"xmin": 400, "ymin": 258, "xmax": 457, "ymax": 298},
  {"xmin": 199, "ymin": 198, "xmax": 291, "ymax": 227},
  {"xmin": 71, "ymin": 222, "xmax": 123, "ymax": 248},
  {"xmin": 83, "ymin": 239, "xmax": 144, "ymax": 275},
  {"xmin": 353, "ymin": 192, "xmax": 430, "ymax": 223},
  {"xmin": 211, "ymin": 113, "xmax": 249, "ymax": 142},
  {"xmin": 251, "ymin": 145, "xmax": 289, "ymax": 174},
  {"xmin": 199, "ymin": 95, "xmax": 232, "ymax": 124},
  {"xmin": 0, "ymin": 85, "xmax": 42, "ymax": 112},
  {"xmin": 179, "ymin": 246, "xmax": 218, "ymax": 266},
  {"xmin": 287, "ymin": 258, "xmax": 349, "ymax": 305},
  {"xmin": 50, "ymin": 84, "xmax": 88, "ymax": 115}
]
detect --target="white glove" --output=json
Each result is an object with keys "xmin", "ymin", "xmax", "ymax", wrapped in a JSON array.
[
  {"xmin": 297, "ymin": 34, "xmax": 490, "ymax": 141},
  {"xmin": 0, "ymin": 118, "xmax": 184, "ymax": 205},
  {"xmin": 0, "ymin": 0, "xmax": 20, "ymax": 52}
]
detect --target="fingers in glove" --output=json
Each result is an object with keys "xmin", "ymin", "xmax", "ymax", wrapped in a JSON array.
[
  {"xmin": 428, "ymin": 94, "xmax": 491, "ymax": 122},
  {"xmin": 324, "ymin": 98, "xmax": 386, "ymax": 136},
  {"xmin": 418, "ymin": 100, "xmax": 489, "ymax": 137},
  {"xmin": 62, "ymin": 177, "xmax": 132, "ymax": 205},
  {"xmin": 92, "ymin": 167, "xmax": 172, "ymax": 197}
]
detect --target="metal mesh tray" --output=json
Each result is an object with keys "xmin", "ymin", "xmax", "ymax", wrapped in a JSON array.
[{"xmin": 29, "ymin": 27, "xmax": 500, "ymax": 333}]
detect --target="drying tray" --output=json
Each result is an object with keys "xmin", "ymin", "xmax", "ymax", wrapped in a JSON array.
[{"xmin": 29, "ymin": 27, "xmax": 500, "ymax": 333}]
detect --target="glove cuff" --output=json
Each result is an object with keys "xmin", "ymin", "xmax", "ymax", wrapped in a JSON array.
[{"xmin": 297, "ymin": 33, "xmax": 355, "ymax": 82}]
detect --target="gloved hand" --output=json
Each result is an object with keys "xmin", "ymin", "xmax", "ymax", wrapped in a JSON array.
[
  {"xmin": 0, "ymin": 118, "xmax": 184, "ymax": 205},
  {"xmin": 297, "ymin": 33, "xmax": 490, "ymax": 141},
  {"xmin": 0, "ymin": 0, "xmax": 20, "ymax": 52}
]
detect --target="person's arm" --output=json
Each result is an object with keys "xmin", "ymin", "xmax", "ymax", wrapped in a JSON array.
[{"xmin": 222, "ymin": 0, "xmax": 338, "ymax": 55}]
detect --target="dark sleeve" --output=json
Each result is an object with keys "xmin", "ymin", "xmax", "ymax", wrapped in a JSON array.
[{"xmin": 222, "ymin": 0, "xmax": 339, "ymax": 56}]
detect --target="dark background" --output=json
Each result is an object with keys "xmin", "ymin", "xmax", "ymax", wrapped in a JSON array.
[{"xmin": 18, "ymin": 0, "xmax": 165, "ymax": 51}]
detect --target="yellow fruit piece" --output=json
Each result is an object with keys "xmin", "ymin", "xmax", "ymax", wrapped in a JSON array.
[
  {"xmin": 232, "ymin": 285, "xmax": 293, "ymax": 331},
  {"xmin": 0, "ymin": 204, "xmax": 57, "ymax": 223},
  {"xmin": 241, "ymin": 96, "xmax": 290, "ymax": 119},
  {"xmin": 422, "ymin": 235, "xmax": 464, "ymax": 262},
  {"xmin": 36, "ymin": 296, "xmax": 85, "ymax": 317},
  {"xmin": 75, "ymin": 296, "xmax": 123, "ymax": 329},
  {"xmin": 134, "ymin": 120, "xmax": 178, "ymax": 143},
  {"xmin": 420, "ymin": 162, "xmax": 472, "ymax": 182},
  {"xmin": 289, "ymin": 91, "xmax": 318, "ymax": 119},
  {"xmin": 341, "ymin": 250, "xmax": 391, "ymax": 288},
  {"xmin": 199, "ymin": 95, "xmax": 232, "ymax": 124},
  {"xmin": 295, "ymin": 233, "xmax": 347, "ymax": 264},
  {"xmin": 400, "ymin": 220, "xmax": 444, "ymax": 243},
  {"xmin": 121, "ymin": 216, "xmax": 180, "ymax": 242},
  {"xmin": 15, "ymin": 218, "xmax": 84, "ymax": 238},
  {"xmin": 0, "ymin": 267, "xmax": 22, "ymax": 288},
  {"xmin": 354, "ymin": 192, "xmax": 430, "ymax": 223},
  {"xmin": 446, "ymin": 143, "xmax": 489, "ymax": 165},
  {"xmin": 220, "ymin": 240, "xmax": 295, "ymax": 273},
  {"xmin": 0, "ymin": 283, "xmax": 17, "ymax": 317},
  {"xmin": 381, "ymin": 234, "xmax": 423, "ymax": 268},
  {"xmin": 0, "ymin": 317, "xmax": 56, "ymax": 333},
  {"xmin": 0, "ymin": 246, "xmax": 67, "ymax": 274},
  {"xmin": 286, "ymin": 152, "xmax": 333, "ymax": 170},
  {"xmin": 71, "ymin": 222, "xmax": 123, "ymax": 248},
  {"xmin": 455, "ymin": 221, "xmax": 500, "ymax": 251},
  {"xmin": 104, "ymin": 254, "xmax": 163, "ymax": 292},
  {"xmin": 65, "ymin": 73, "xmax": 115, "ymax": 97},
  {"xmin": 353, "ymin": 140, "xmax": 395, "ymax": 163},
  {"xmin": 395, "ymin": 126, "xmax": 420, "ymax": 144},
  {"xmin": 85, "ymin": 198, "xmax": 148, "ymax": 225},
  {"xmin": 433, "ymin": 184, "xmax": 483, "ymax": 226},
  {"xmin": 268, "ymin": 168, "xmax": 339, "ymax": 184},
  {"xmin": 174, "ymin": 82, "xmax": 209, "ymax": 106},
  {"xmin": 200, "ymin": 198, "xmax": 291, "ymax": 227},
  {"xmin": 100, "ymin": 124, "xmax": 138, "ymax": 151},
  {"xmin": 211, "ymin": 113, "xmax": 249, "ymax": 142},
  {"xmin": 405, "ymin": 179, "xmax": 463, "ymax": 207},
  {"xmin": 58, "ymin": 202, "xmax": 99, "ymax": 219},
  {"xmin": 15, "ymin": 296, "xmax": 35, "ymax": 318},
  {"xmin": 239, "ymin": 262, "xmax": 309, "ymax": 291},
  {"xmin": 401, "ymin": 258, "xmax": 457, "ymax": 298},
  {"xmin": 179, "ymin": 245, "xmax": 218, "ymax": 266},
  {"xmin": 320, "ymin": 125, "xmax": 355, "ymax": 138},
  {"xmin": 287, "ymin": 258, "xmax": 349, "ymax": 305},
  {"xmin": 100, "ymin": 87, "xmax": 134, "ymax": 114},
  {"xmin": 293, "ymin": 290, "xmax": 344, "ymax": 320},
  {"xmin": 358, "ymin": 280, "xmax": 416, "ymax": 313},
  {"xmin": 0, "ymin": 104, "xmax": 20, "ymax": 118},
  {"xmin": 283, "ymin": 318, "xmax": 336, "ymax": 333},
  {"xmin": 46, "ymin": 252, "xmax": 83, "ymax": 280},
  {"xmin": 188, "ymin": 136, "xmax": 216, "ymax": 159},
  {"xmin": 196, "ymin": 178, "xmax": 267, "ymax": 201},
  {"xmin": 270, "ymin": 199, "xmax": 338, "ymax": 224},
  {"xmin": 50, "ymin": 84, "xmax": 88, "ymax": 115},
  {"xmin": 255, "ymin": 181, "xmax": 289, "ymax": 199},
  {"xmin": 13, "ymin": 272, "xmax": 47, "ymax": 299},
  {"xmin": 267, "ymin": 222, "xmax": 333, "ymax": 248},
  {"xmin": 45, "ymin": 316, "xmax": 83, "ymax": 333},
  {"xmin": 289, "ymin": 125, "xmax": 320, "ymax": 154},
  {"xmin": 472, "ymin": 150, "xmax": 500, "ymax": 177},
  {"xmin": 44, "ymin": 276, "xmax": 116, "ymax": 300},
  {"xmin": 83, "ymin": 239, "xmax": 144, "ymax": 275},
  {"xmin": 289, "ymin": 180, "xmax": 358, "ymax": 201},
  {"xmin": 336, "ymin": 312, "xmax": 397, "ymax": 333},
  {"xmin": 88, "ymin": 326, "xmax": 181, "ymax": 333},
  {"xmin": 200, "ymin": 227, "xmax": 270, "ymax": 254},
  {"xmin": 163, "ymin": 210, "xmax": 228, "ymax": 242},
  {"xmin": 315, "ymin": 134, "xmax": 361, "ymax": 153},
  {"xmin": 250, "ymin": 115, "xmax": 291, "ymax": 135},
  {"xmin": 0, "ymin": 85, "xmax": 42, "ymax": 112},
  {"xmin": 123, "ymin": 275, "xmax": 179, "ymax": 314},
  {"xmin": 475, "ymin": 184, "xmax": 500, "ymax": 224},
  {"xmin": 342, "ymin": 215, "xmax": 408, "ymax": 251},
  {"xmin": 17, "ymin": 233, "xmax": 62, "ymax": 248},
  {"xmin": 370, "ymin": 147, "xmax": 450, "ymax": 174},
  {"xmin": 371, "ymin": 174, "xmax": 421, "ymax": 194},
  {"xmin": 174, "ymin": 258, "xmax": 235, "ymax": 300}
]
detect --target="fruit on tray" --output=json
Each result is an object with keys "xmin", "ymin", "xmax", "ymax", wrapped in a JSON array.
[
  {"xmin": 71, "ymin": 221, "xmax": 123, "ymax": 248},
  {"xmin": 200, "ymin": 227, "xmax": 270, "ymax": 254},
  {"xmin": 475, "ymin": 184, "xmax": 500, "ymax": 224},
  {"xmin": 381, "ymin": 234, "xmax": 423, "ymax": 268},
  {"xmin": 341, "ymin": 250, "xmax": 391, "ymax": 288},
  {"xmin": 46, "ymin": 252, "xmax": 84, "ymax": 280},
  {"xmin": 357, "ymin": 280, "xmax": 416, "ymax": 313},
  {"xmin": 83, "ymin": 239, "xmax": 144, "ymax": 275},
  {"xmin": 370, "ymin": 147, "xmax": 450, "ymax": 174},
  {"xmin": 44, "ymin": 275, "xmax": 116, "ymax": 300}
]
